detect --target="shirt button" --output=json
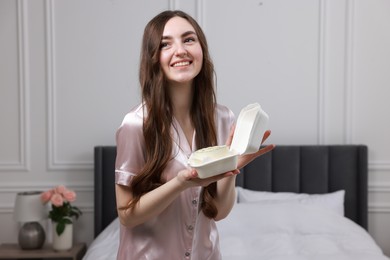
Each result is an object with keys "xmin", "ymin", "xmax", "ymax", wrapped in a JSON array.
[
  {"xmin": 185, "ymin": 252, "xmax": 190, "ymax": 257},
  {"xmin": 188, "ymin": 225, "xmax": 194, "ymax": 231},
  {"xmin": 192, "ymin": 199, "xmax": 197, "ymax": 205}
]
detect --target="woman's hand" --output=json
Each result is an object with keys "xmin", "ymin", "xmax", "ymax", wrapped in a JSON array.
[
  {"xmin": 226, "ymin": 125, "xmax": 275, "ymax": 169},
  {"xmin": 176, "ymin": 166, "xmax": 239, "ymax": 221},
  {"xmin": 178, "ymin": 125, "xmax": 275, "ymax": 188},
  {"xmin": 176, "ymin": 168, "xmax": 239, "ymax": 189}
]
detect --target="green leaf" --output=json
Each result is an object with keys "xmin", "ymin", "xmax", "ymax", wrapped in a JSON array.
[
  {"xmin": 49, "ymin": 202, "xmax": 82, "ymax": 231},
  {"xmin": 56, "ymin": 221, "xmax": 65, "ymax": 236},
  {"xmin": 63, "ymin": 218, "xmax": 73, "ymax": 225}
]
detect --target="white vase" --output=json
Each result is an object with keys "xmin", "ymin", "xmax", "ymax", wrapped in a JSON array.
[{"xmin": 52, "ymin": 221, "xmax": 73, "ymax": 251}]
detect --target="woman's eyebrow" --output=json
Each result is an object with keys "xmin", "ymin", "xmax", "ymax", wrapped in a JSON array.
[
  {"xmin": 162, "ymin": 31, "xmax": 197, "ymax": 40},
  {"xmin": 182, "ymin": 31, "xmax": 196, "ymax": 37}
]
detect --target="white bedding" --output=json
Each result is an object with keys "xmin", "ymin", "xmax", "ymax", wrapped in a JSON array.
[
  {"xmin": 83, "ymin": 199, "xmax": 389, "ymax": 260},
  {"xmin": 217, "ymin": 203, "xmax": 388, "ymax": 260}
]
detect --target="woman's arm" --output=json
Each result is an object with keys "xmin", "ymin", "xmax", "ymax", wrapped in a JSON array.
[
  {"xmin": 214, "ymin": 175, "xmax": 237, "ymax": 221},
  {"xmin": 116, "ymin": 168, "xmax": 236, "ymax": 228},
  {"xmin": 116, "ymin": 173, "xmax": 188, "ymax": 228}
]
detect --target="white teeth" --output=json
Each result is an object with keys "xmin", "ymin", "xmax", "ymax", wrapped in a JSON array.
[{"xmin": 173, "ymin": 61, "xmax": 190, "ymax": 67}]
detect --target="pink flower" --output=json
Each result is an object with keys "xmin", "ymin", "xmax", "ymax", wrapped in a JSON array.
[
  {"xmin": 55, "ymin": 185, "xmax": 66, "ymax": 195},
  {"xmin": 40, "ymin": 190, "xmax": 54, "ymax": 203},
  {"xmin": 51, "ymin": 193, "xmax": 64, "ymax": 207},
  {"xmin": 40, "ymin": 185, "xmax": 82, "ymax": 229},
  {"xmin": 63, "ymin": 190, "xmax": 76, "ymax": 202},
  {"xmin": 41, "ymin": 184, "xmax": 80, "ymax": 208}
]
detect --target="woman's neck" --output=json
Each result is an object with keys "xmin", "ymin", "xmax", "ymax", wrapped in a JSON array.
[
  {"xmin": 168, "ymin": 81, "xmax": 193, "ymax": 118},
  {"xmin": 168, "ymin": 81, "xmax": 195, "ymax": 147}
]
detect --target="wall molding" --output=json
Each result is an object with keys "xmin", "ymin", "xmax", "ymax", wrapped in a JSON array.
[
  {"xmin": 344, "ymin": 0, "xmax": 355, "ymax": 144},
  {"xmin": 369, "ymin": 182, "xmax": 390, "ymax": 193},
  {"xmin": 368, "ymin": 183, "xmax": 390, "ymax": 213},
  {"xmin": 195, "ymin": 0, "xmax": 203, "ymax": 27},
  {"xmin": 317, "ymin": 0, "xmax": 327, "ymax": 145},
  {"xmin": 342, "ymin": 0, "xmax": 390, "ymax": 172},
  {"xmin": 169, "ymin": 0, "xmax": 175, "ymax": 10},
  {"xmin": 45, "ymin": 0, "xmax": 93, "ymax": 171},
  {"xmin": 0, "ymin": 182, "xmax": 93, "ymax": 193},
  {"xmin": 17, "ymin": 0, "xmax": 30, "ymax": 171},
  {"xmin": 368, "ymin": 204, "xmax": 390, "ymax": 213},
  {"xmin": 0, "ymin": 0, "xmax": 30, "ymax": 172},
  {"xmin": 0, "ymin": 182, "xmax": 94, "ymax": 213},
  {"xmin": 369, "ymin": 162, "xmax": 390, "ymax": 171},
  {"xmin": 317, "ymin": 0, "xmax": 390, "ymax": 172}
]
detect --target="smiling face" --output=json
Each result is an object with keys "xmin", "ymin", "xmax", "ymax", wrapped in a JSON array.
[{"xmin": 159, "ymin": 16, "xmax": 203, "ymax": 85}]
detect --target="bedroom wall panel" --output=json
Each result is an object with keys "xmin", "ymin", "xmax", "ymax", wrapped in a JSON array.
[
  {"xmin": 369, "ymin": 183, "xmax": 390, "ymax": 212},
  {"xmin": 322, "ymin": 0, "xmax": 348, "ymax": 145},
  {"xmin": 348, "ymin": 0, "xmax": 390, "ymax": 169},
  {"xmin": 0, "ymin": 0, "xmax": 390, "ymax": 256},
  {"xmin": 350, "ymin": 0, "xmax": 390, "ymax": 255},
  {"xmin": 45, "ymin": 0, "xmax": 172, "ymax": 170},
  {"xmin": 203, "ymin": 0, "xmax": 321, "ymax": 145},
  {"xmin": 0, "ymin": 0, "xmax": 30, "ymax": 171}
]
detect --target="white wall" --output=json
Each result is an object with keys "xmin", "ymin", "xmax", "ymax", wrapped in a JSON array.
[{"xmin": 1, "ymin": 0, "xmax": 389, "ymax": 255}]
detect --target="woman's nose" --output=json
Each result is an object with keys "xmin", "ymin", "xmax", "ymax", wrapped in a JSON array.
[{"xmin": 174, "ymin": 43, "xmax": 187, "ymax": 56}]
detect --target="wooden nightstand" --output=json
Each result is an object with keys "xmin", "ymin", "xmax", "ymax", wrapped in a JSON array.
[{"xmin": 0, "ymin": 242, "xmax": 86, "ymax": 260}]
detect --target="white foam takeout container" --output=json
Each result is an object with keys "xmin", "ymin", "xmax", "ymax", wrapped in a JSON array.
[{"xmin": 188, "ymin": 103, "xmax": 269, "ymax": 179}]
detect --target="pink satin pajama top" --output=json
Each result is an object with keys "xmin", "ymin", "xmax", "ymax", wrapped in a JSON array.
[{"xmin": 115, "ymin": 103, "xmax": 235, "ymax": 260}]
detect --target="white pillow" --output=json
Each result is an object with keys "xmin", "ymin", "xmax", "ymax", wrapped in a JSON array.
[{"xmin": 236, "ymin": 187, "xmax": 345, "ymax": 216}]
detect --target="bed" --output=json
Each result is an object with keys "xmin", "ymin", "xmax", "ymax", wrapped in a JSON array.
[{"xmin": 84, "ymin": 145, "xmax": 389, "ymax": 260}]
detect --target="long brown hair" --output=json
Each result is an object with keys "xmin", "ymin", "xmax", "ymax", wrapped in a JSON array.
[{"xmin": 129, "ymin": 10, "xmax": 218, "ymax": 218}]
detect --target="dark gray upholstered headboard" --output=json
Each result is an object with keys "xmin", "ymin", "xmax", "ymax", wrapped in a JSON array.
[{"xmin": 94, "ymin": 145, "xmax": 368, "ymax": 237}]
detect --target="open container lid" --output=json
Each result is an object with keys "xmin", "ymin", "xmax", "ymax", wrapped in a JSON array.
[
  {"xmin": 187, "ymin": 102, "xmax": 269, "ymax": 179},
  {"xmin": 230, "ymin": 103, "xmax": 269, "ymax": 155}
]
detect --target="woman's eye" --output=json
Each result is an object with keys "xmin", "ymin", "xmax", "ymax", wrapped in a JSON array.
[
  {"xmin": 160, "ymin": 42, "xmax": 169, "ymax": 49},
  {"xmin": 184, "ymin": 37, "xmax": 195, "ymax": 43}
]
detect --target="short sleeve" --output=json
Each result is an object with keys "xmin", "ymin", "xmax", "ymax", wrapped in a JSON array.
[
  {"xmin": 115, "ymin": 105, "xmax": 145, "ymax": 186},
  {"xmin": 215, "ymin": 104, "xmax": 236, "ymax": 145}
]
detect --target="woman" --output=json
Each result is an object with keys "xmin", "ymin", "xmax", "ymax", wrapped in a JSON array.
[{"xmin": 115, "ymin": 10, "xmax": 274, "ymax": 260}]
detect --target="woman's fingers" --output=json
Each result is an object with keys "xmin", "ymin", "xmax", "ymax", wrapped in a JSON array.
[
  {"xmin": 261, "ymin": 129, "xmax": 272, "ymax": 144},
  {"xmin": 182, "ymin": 168, "xmax": 239, "ymax": 188},
  {"xmin": 185, "ymin": 129, "xmax": 274, "ymax": 187}
]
